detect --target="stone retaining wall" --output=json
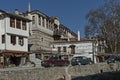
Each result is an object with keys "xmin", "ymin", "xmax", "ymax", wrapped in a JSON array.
[{"xmin": 0, "ymin": 63, "xmax": 120, "ymax": 80}]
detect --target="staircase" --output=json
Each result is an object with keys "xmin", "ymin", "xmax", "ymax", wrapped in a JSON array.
[{"xmin": 29, "ymin": 53, "xmax": 42, "ymax": 67}]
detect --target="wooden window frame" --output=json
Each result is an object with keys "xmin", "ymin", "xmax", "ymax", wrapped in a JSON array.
[
  {"xmin": 42, "ymin": 18, "xmax": 44, "ymax": 27},
  {"xmin": 32, "ymin": 16, "xmax": 35, "ymax": 24},
  {"xmin": 10, "ymin": 17, "xmax": 15, "ymax": 28},
  {"xmin": 39, "ymin": 15, "xmax": 41, "ymax": 25},
  {"xmin": 11, "ymin": 35, "xmax": 16, "ymax": 45},
  {"xmin": 19, "ymin": 36, "xmax": 24, "ymax": 46},
  {"xmin": 58, "ymin": 47, "xmax": 61, "ymax": 53},
  {"xmin": 63, "ymin": 46, "xmax": 66, "ymax": 52},
  {"xmin": 2, "ymin": 34, "xmax": 5, "ymax": 43},
  {"xmin": 41, "ymin": 38, "xmax": 43, "ymax": 42},
  {"xmin": 16, "ymin": 19, "xmax": 21, "ymax": 29},
  {"xmin": 22, "ymin": 20, "xmax": 27, "ymax": 30},
  {"xmin": 46, "ymin": 20, "xmax": 48, "ymax": 29}
]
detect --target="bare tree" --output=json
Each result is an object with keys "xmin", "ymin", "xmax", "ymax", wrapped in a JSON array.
[{"xmin": 85, "ymin": 0, "xmax": 120, "ymax": 53}]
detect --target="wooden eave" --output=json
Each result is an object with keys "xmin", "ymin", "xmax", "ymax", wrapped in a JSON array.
[{"xmin": 5, "ymin": 12, "xmax": 31, "ymax": 22}]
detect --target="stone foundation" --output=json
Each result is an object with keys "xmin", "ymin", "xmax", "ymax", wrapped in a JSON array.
[{"xmin": 0, "ymin": 63, "xmax": 120, "ymax": 80}]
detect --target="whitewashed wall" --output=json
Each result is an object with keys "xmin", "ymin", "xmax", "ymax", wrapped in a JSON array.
[
  {"xmin": 51, "ymin": 41, "xmax": 97, "ymax": 63},
  {"xmin": 0, "ymin": 16, "xmax": 29, "ymax": 52}
]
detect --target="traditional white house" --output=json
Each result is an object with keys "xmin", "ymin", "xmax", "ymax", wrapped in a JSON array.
[
  {"xmin": 0, "ymin": 9, "xmax": 30, "ymax": 67},
  {"xmin": 25, "ymin": 4, "xmax": 77, "ymax": 60},
  {"xmin": 51, "ymin": 38, "xmax": 98, "ymax": 63}
]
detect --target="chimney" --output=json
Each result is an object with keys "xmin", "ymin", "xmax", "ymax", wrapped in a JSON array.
[
  {"xmin": 78, "ymin": 30, "xmax": 80, "ymax": 41},
  {"xmin": 15, "ymin": 9, "xmax": 19, "ymax": 14},
  {"xmin": 28, "ymin": 2, "xmax": 31, "ymax": 12}
]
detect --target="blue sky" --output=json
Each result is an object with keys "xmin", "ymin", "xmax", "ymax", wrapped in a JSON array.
[{"xmin": 0, "ymin": 0, "xmax": 107, "ymax": 37}]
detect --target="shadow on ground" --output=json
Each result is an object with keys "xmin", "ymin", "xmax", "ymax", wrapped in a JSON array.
[{"xmin": 72, "ymin": 71, "xmax": 120, "ymax": 80}]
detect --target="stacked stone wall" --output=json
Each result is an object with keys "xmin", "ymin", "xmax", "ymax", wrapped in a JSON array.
[{"xmin": 0, "ymin": 63, "xmax": 120, "ymax": 80}]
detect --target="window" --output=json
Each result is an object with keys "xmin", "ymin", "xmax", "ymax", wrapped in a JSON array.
[
  {"xmin": 52, "ymin": 45, "xmax": 55, "ymax": 48},
  {"xmin": 22, "ymin": 20, "xmax": 26, "ymax": 30},
  {"xmin": 32, "ymin": 16, "xmax": 35, "ymax": 24},
  {"xmin": 10, "ymin": 17, "xmax": 15, "ymax": 28},
  {"xmin": 51, "ymin": 23, "xmax": 53, "ymax": 30},
  {"xmin": 46, "ymin": 20, "xmax": 48, "ymax": 28},
  {"xmin": 58, "ymin": 47, "xmax": 61, "ymax": 53},
  {"xmin": 11, "ymin": 35, "xmax": 16, "ymax": 45},
  {"xmin": 49, "ymin": 21, "xmax": 51, "ymax": 29},
  {"xmin": 2, "ymin": 35, "xmax": 5, "ymax": 43},
  {"xmin": 19, "ymin": 36, "xmax": 24, "ymax": 46},
  {"xmin": 42, "ymin": 18, "xmax": 44, "ymax": 27},
  {"xmin": 71, "ymin": 46, "xmax": 75, "ymax": 54},
  {"xmin": 41, "ymin": 38, "xmax": 43, "ymax": 42},
  {"xmin": 39, "ymin": 15, "xmax": 41, "ymax": 25},
  {"xmin": 16, "ymin": 19, "xmax": 21, "ymax": 29},
  {"xmin": 49, "ymin": 22, "xmax": 53, "ymax": 30},
  {"xmin": 63, "ymin": 46, "xmax": 66, "ymax": 52}
]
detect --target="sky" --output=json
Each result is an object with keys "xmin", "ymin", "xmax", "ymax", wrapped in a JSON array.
[{"xmin": 0, "ymin": 0, "xmax": 107, "ymax": 38}]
